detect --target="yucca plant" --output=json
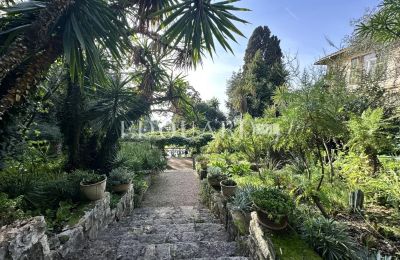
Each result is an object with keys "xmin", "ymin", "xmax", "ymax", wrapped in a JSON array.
[{"xmin": 0, "ymin": 0, "xmax": 248, "ymax": 120}]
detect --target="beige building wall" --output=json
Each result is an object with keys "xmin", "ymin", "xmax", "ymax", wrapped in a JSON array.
[{"xmin": 317, "ymin": 44, "xmax": 400, "ymax": 92}]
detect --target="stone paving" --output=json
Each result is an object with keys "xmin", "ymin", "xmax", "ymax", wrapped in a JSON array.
[{"xmin": 66, "ymin": 160, "xmax": 248, "ymax": 260}]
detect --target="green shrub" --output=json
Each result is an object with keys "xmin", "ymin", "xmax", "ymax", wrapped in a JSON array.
[
  {"xmin": 132, "ymin": 173, "xmax": 148, "ymax": 194},
  {"xmin": 45, "ymin": 200, "xmax": 90, "ymax": 232},
  {"xmin": 108, "ymin": 167, "xmax": 133, "ymax": 186},
  {"xmin": 0, "ymin": 193, "xmax": 27, "ymax": 226},
  {"xmin": 228, "ymin": 162, "xmax": 252, "ymax": 176},
  {"xmin": 251, "ymin": 188, "xmax": 295, "ymax": 222},
  {"xmin": 301, "ymin": 217, "xmax": 358, "ymax": 260},
  {"xmin": 26, "ymin": 170, "xmax": 99, "ymax": 210},
  {"xmin": 115, "ymin": 142, "xmax": 167, "ymax": 172},
  {"xmin": 231, "ymin": 185, "xmax": 261, "ymax": 213},
  {"xmin": 207, "ymin": 166, "xmax": 228, "ymax": 183},
  {"xmin": 207, "ymin": 166, "xmax": 223, "ymax": 176},
  {"xmin": 80, "ymin": 174, "xmax": 106, "ymax": 185}
]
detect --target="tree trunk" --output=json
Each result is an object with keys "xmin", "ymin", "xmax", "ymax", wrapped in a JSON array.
[
  {"xmin": 312, "ymin": 195, "xmax": 329, "ymax": 218},
  {"xmin": 0, "ymin": 41, "xmax": 63, "ymax": 120},
  {"xmin": 0, "ymin": 0, "xmax": 73, "ymax": 117},
  {"xmin": 62, "ymin": 75, "xmax": 83, "ymax": 171}
]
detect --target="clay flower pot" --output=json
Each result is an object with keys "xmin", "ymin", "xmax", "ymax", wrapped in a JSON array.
[
  {"xmin": 220, "ymin": 179, "xmax": 237, "ymax": 198},
  {"xmin": 253, "ymin": 204, "xmax": 288, "ymax": 231},
  {"xmin": 199, "ymin": 169, "xmax": 207, "ymax": 180},
  {"xmin": 112, "ymin": 182, "xmax": 131, "ymax": 193},
  {"xmin": 80, "ymin": 177, "xmax": 107, "ymax": 201}
]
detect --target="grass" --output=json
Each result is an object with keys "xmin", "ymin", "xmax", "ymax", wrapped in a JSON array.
[{"xmin": 268, "ymin": 230, "xmax": 322, "ymax": 260}]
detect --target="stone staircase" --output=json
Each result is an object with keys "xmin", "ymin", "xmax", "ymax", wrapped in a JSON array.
[{"xmin": 67, "ymin": 206, "xmax": 248, "ymax": 260}]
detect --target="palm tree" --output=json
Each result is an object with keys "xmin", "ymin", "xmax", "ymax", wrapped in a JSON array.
[
  {"xmin": 85, "ymin": 74, "xmax": 149, "ymax": 171},
  {"xmin": 0, "ymin": 0, "xmax": 131, "ymax": 121},
  {"xmin": 0, "ymin": 0, "xmax": 249, "ymax": 121}
]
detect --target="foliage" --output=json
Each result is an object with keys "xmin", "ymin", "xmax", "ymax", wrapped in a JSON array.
[
  {"xmin": 300, "ymin": 217, "xmax": 358, "ymax": 260},
  {"xmin": 110, "ymin": 193, "xmax": 123, "ymax": 209},
  {"xmin": 45, "ymin": 200, "xmax": 90, "ymax": 232},
  {"xmin": 232, "ymin": 115, "xmax": 277, "ymax": 165},
  {"xmin": 80, "ymin": 174, "xmax": 106, "ymax": 185},
  {"xmin": 357, "ymin": 0, "xmax": 400, "ymax": 42},
  {"xmin": 0, "ymin": 193, "xmax": 27, "ymax": 226},
  {"xmin": 231, "ymin": 185, "xmax": 260, "ymax": 213},
  {"xmin": 157, "ymin": 0, "xmax": 249, "ymax": 66},
  {"xmin": 207, "ymin": 166, "xmax": 228, "ymax": 185},
  {"xmin": 133, "ymin": 174, "xmax": 148, "ymax": 194},
  {"xmin": 251, "ymin": 188, "xmax": 295, "ymax": 222},
  {"xmin": 108, "ymin": 167, "xmax": 134, "ymax": 186},
  {"xmin": 207, "ymin": 166, "xmax": 223, "ymax": 176},
  {"xmin": 336, "ymin": 153, "xmax": 400, "ymax": 208},
  {"xmin": 347, "ymin": 108, "xmax": 394, "ymax": 174},
  {"xmin": 228, "ymin": 162, "xmax": 252, "ymax": 176},
  {"xmin": 115, "ymin": 142, "xmax": 167, "ymax": 172},
  {"xmin": 227, "ymin": 25, "xmax": 287, "ymax": 117}
]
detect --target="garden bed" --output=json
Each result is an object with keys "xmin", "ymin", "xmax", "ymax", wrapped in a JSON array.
[
  {"xmin": 0, "ymin": 185, "xmax": 136, "ymax": 260},
  {"xmin": 199, "ymin": 180, "xmax": 319, "ymax": 260}
]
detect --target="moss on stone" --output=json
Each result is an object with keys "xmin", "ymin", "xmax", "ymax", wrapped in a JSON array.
[{"xmin": 267, "ymin": 231, "xmax": 321, "ymax": 260}]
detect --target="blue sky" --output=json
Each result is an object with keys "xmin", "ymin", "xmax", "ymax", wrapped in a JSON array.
[{"xmin": 187, "ymin": 0, "xmax": 381, "ymax": 112}]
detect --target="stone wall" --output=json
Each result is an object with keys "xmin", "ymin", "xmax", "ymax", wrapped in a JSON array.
[
  {"xmin": 200, "ymin": 180, "xmax": 275, "ymax": 260},
  {"xmin": 0, "ymin": 217, "xmax": 50, "ymax": 260},
  {"xmin": 0, "ymin": 185, "xmax": 136, "ymax": 260},
  {"xmin": 248, "ymin": 212, "xmax": 275, "ymax": 260}
]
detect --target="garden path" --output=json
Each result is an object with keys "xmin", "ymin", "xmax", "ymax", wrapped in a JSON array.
[{"xmin": 66, "ymin": 159, "xmax": 248, "ymax": 259}]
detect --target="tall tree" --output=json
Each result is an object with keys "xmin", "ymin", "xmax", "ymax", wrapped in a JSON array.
[
  {"xmin": 227, "ymin": 26, "xmax": 287, "ymax": 118},
  {"xmin": 244, "ymin": 26, "xmax": 283, "ymax": 69}
]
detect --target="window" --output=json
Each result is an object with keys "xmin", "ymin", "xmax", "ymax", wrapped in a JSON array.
[
  {"xmin": 349, "ymin": 57, "xmax": 360, "ymax": 84},
  {"xmin": 363, "ymin": 53, "xmax": 377, "ymax": 74}
]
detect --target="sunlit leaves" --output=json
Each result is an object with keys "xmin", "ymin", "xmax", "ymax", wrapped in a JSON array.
[
  {"xmin": 155, "ymin": 0, "xmax": 249, "ymax": 67},
  {"xmin": 357, "ymin": 0, "xmax": 400, "ymax": 42}
]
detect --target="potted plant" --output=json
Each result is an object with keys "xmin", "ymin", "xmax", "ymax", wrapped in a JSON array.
[
  {"xmin": 108, "ymin": 167, "xmax": 133, "ymax": 193},
  {"xmin": 251, "ymin": 188, "xmax": 294, "ymax": 231},
  {"xmin": 196, "ymin": 155, "xmax": 209, "ymax": 170},
  {"xmin": 80, "ymin": 174, "xmax": 107, "ymax": 201},
  {"xmin": 207, "ymin": 166, "xmax": 228, "ymax": 190},
  {"xmin": 230, "ymin": 185, "xmax": 260, "ymax": 235},
  {"xmin": 220, "ymin": 179, "xmax": 237, "ymax": 198}
]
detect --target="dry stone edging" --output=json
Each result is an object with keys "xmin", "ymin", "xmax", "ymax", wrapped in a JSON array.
[
  {"xmin": 0, "ymin": 184, "xmax": 136, "ymax": 260},
  {"xmin": 200, "ymin": 180, "xmax": 276, "ymax": 260}
]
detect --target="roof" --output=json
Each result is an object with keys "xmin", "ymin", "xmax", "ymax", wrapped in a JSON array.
[{"xmin": 314, "ymin": 48, "xmax": 349, "ymax": 65}]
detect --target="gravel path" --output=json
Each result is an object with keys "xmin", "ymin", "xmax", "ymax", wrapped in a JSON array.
[{"xmin": 141, "ymin": 158, "xmax": 200, "ymax": 207}]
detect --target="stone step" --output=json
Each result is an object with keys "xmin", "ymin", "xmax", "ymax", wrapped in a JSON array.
[
  {"xmin": 121, "ymin": 230, "xmax": 229, "ymax": 244},
  {"xmin": 120, "ymin": 214, "xmax": 219, "ymax": 226},
  {"xmin": 193, "ymin": 256, "xmax": 249, "ymax": 260},
  {"xmin": 123, "ymin": 223, "xmax": 226, "ymax": 235},
  {"xmin": 131, "ymin": 206, "xmax": 211, "ymax": 217},
  {"xmin": 117, "ymin": 241, "xmax": 241, "ymax": 259}
]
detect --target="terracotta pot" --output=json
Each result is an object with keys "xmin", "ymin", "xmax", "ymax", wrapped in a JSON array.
[
  {"xmin": 80, "ymin": 177, "xmax": 107, "ymax": 201},
  {"xmin": 253, "ymin": 205, "xmax": 288, "ymax": 231},
  {"xmin": 220, "ymin": 181, "xmax": 237, "ymax": 198},
  {"xmin": 199, "ymin": 169, "xmax": 207, "ymax": 180},
  {"xmin": 112, "ymin": 182, "xmax": 131, "ymax": 193}
]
